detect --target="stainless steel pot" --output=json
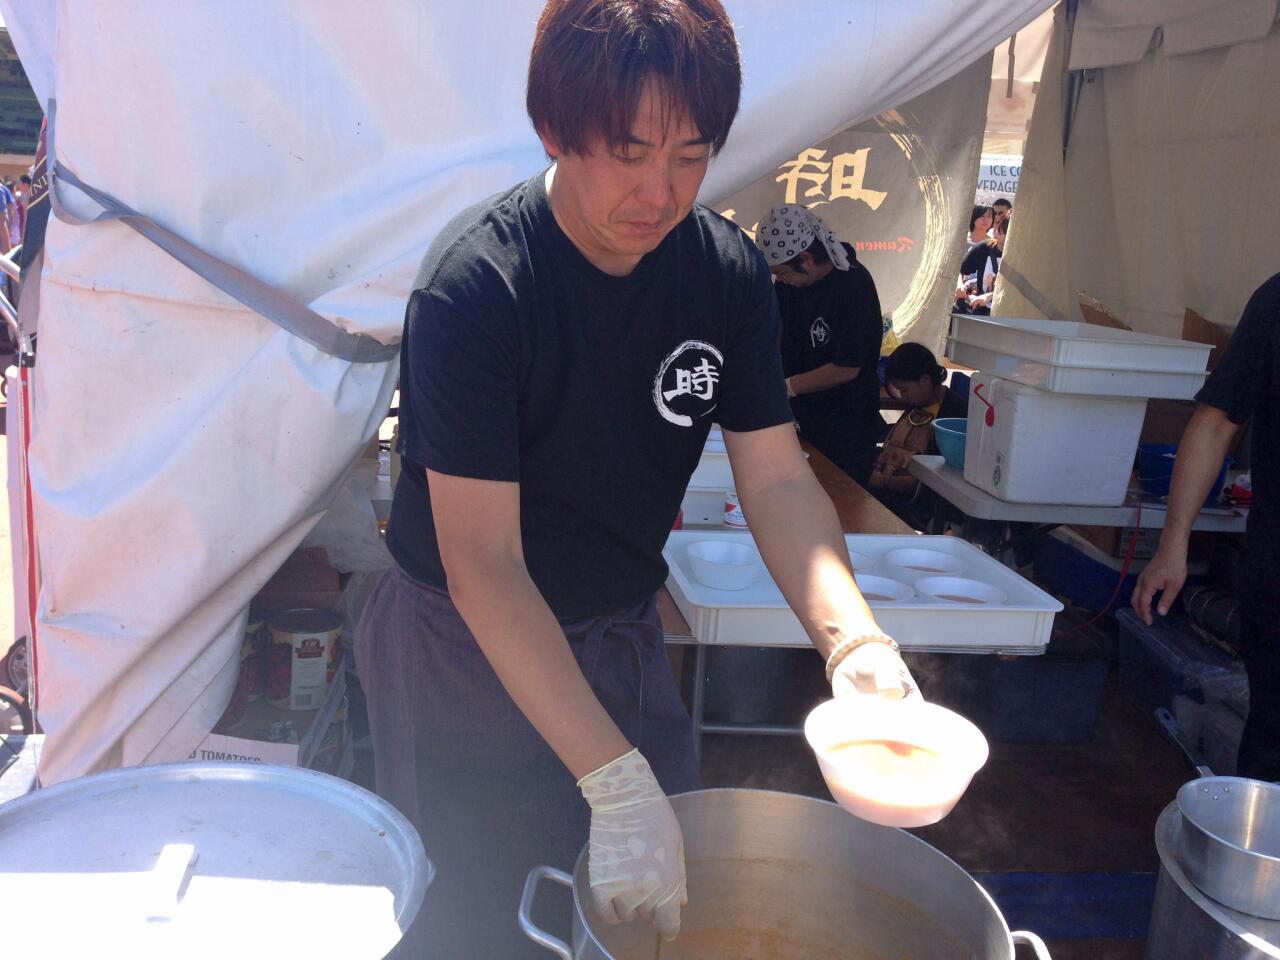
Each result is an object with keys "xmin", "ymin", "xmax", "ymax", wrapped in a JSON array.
[
  {"xmin": 1176, "ymin": 776, "xmax": 1280, "ymax": 919},
  {"xmin": 1146, "ymin": 801, "xmax": 1280, "ymax": 958},
  {"xmin": 519, "ymin": 788, "xmax": 1049, "ymax": 959}
]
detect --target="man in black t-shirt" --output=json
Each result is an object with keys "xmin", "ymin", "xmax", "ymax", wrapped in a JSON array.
[
  {"xmin": 755, "ymin": 205, "xmax": 886, "ymax": 485},
  {"xmin": 356, "ymin": 3, "xmax": 918, "ymax": 957},
  {"xmin": 1134, "ymin": 273, "xmax": 1280, "ymax": 782}
]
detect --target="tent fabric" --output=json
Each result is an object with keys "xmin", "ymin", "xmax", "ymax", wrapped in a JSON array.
[
  {"xmin": 992, "ymin": 3, "xmax": 1073, "ymax": 324},
  {"xmin": 1069, "ymin": 0, "xmax": 1280, "ymax": 70},
  {"xmin": 998, "ymin": 7, "xmax": 1280, "ymax": 337},
  {"xmin": 0, "ymin": 0, "xmax": 1053, "ymax": 785}
]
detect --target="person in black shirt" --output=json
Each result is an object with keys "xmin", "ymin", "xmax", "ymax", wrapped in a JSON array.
[
  {"xmin": 869, "ymin": 343, "xmax": 968, "ymax": 527},
  {"xmin": 754, "ymin": 205, "xmax": 886, "ymax": 485},
  {"xmin": 1134, "ymin": 273, "xmax": 1280, "ymax": 781},
  {"xmin": 355, "ymin": 3, "xmax": 918, "ymax": 957}
]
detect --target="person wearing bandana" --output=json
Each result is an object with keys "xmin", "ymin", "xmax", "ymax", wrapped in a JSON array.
[{"xmin": 755, "ymin": 205, "xmax": 887, "ymax": 485}]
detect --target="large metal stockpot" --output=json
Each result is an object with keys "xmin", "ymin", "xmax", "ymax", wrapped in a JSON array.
[
  {"xmin": 1146, "ymin": 801, "xmax": 1280, "ymax": 958},
  {"xmin": 519, "ymin": 788, "xmax": 1049, "ymax": 960}
]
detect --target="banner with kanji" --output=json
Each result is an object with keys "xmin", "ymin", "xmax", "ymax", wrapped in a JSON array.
[{"xmin": 715, "ymin": 53, "xmax": 992, "ymax": 351}]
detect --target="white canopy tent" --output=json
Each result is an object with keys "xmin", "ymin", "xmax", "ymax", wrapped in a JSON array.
[
  {"xmin": 997, "ymin": 0, "xmax": 1280, "ymax": 336},
  {"xmin": 0, "ymin": 0, "xmax": 1053, "ymax": 785}
]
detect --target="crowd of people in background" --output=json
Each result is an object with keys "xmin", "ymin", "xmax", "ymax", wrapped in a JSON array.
[
  {"xmin": 956, "ymin": 197, "xmax": 1011, "ymax": 315},
  {"xmin": 0, "ymin": 175, "xmax": 28, "ymax": 256}
]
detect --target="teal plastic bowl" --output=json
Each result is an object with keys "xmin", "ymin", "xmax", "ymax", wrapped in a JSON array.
[{"xmin": 932, "ymin": 418, "xmax": 967, "ymax": 470}]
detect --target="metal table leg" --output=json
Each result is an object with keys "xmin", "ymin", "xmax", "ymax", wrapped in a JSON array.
[{"xmin": 689, "ymin": 643, "xmax": 706, "ymax": 763}]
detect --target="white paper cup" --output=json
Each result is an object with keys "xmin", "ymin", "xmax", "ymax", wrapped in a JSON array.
[{"xmin": 804, "ymin": 697, "xmax": 989, "ymax": 827}]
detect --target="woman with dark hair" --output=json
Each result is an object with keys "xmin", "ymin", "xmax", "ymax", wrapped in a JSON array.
[
  {"xmin": 869, "ymin": 343, "xmax": 968, "ymax": 526},
  {"xmin": 966, "ymin": 204, "xmax": 994, "ymax": 249}
]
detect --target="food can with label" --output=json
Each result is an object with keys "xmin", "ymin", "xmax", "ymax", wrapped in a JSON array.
[
  {"xmin": 267, "ymin": 608, "xmax": 340, "ymax": 711},
  {"xmin": 723, "ymin": 491, "xmax": 748, "ymax": 529}
]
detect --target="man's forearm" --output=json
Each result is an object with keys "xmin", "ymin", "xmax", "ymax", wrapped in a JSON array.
[
  {"xmin": 788, "ymin": 362, "xmax": 860, "ymax": 397},
  {"xmin": 448, "ymin": 560, "xmax": 632, "ymax": 780},
  {"xmin": 1157, "ymin": 406, "xmax": 1238, "ymax": 551},
  {"xmin": 738, "ymin": 469, "xmax": 882, "ymax": 660}
]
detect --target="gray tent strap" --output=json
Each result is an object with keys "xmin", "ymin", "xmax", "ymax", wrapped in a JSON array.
[{"xmin": 44, "ymin": 100, "xmax": 398, "ymax": 365}]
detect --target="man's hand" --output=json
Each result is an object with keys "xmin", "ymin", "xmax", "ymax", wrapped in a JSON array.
[
  {"xmin": 1131, "ymin": 548, "xmax": 1188, "ymax": 625},
  {"xmin": 830, "ymin": 640, "xmax": 920, "ymax": 700},
  {"xmin": 579, "ymin": 749, "xmax": 687, "ymax": 941}
]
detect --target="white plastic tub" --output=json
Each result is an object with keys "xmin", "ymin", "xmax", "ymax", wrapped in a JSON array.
[
  {"xmin": 963, "ymin": 372, "xmax": 1147, "ymax": 506},
  {"xmin": 664, "ymin": 530, "xmax": 1062, "ymax": 654},
  {"xmin": 948, "ymin": 314, "xmax": 1211, "ymax": 399}
]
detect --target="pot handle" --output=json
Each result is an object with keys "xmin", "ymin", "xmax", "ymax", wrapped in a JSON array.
[
  {"xmin": 1011, "ymin": 930, "xmax": 1051, "ymax": 959},
  {"xmin": 519, "ymin": 865, "xmax": 575, "ymax": 960}
]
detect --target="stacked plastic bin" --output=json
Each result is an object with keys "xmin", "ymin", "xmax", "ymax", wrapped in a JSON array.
[{"xmin": 947, "ymin": 315, "xmax": 1213, "ymax": 506}]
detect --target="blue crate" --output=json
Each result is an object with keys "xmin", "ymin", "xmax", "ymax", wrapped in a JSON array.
[{"xmin": 1115, "ymin": 607, "xmax": 1247, "ymax": 717}]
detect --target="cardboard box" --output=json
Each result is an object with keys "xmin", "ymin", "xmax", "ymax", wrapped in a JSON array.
[{"xmin": 188, "ymin": 662, "xmax": 346, "ymax": 768}]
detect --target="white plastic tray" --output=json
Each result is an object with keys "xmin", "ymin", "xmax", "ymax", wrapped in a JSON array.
[
  {"xmin": 948, "ymin": 315, "xmax": 1211, "ymax": 399},
  {"xmin": 664, "ymin": 530, "xmax": 1062, "ymax": 655}
]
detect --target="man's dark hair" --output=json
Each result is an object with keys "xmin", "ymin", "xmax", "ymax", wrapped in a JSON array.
[
  {"xmin": 527, "ymin": 0, "xmax": 741, "ymax": 157},
  {"xmin": 778, "ymin": 237, "xmax": 830, "ymax": 274},
  {"xmin": 886, "ymin": 342, "xmax": 946, "ymax": 388},
  {"xmin": 20, "ymin": 174, "xmax": 31, "ymax": 185},
  {"xmin": 969, "ymin": 205, "xmax": 993, "ymax": 233},
  {"xmin": 992, "ymin": 197, "xmax": 1012, "ymax": 211}
]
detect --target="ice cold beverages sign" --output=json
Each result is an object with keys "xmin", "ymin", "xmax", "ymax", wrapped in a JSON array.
[{"xmin": 975, "ymin": 155, "xmax": 1021, "ymax": 205}]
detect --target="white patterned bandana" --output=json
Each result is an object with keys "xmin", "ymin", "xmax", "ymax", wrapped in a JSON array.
[{"xmin": 754, "ymin": 205, "xmax": 851, "ymax": 270}]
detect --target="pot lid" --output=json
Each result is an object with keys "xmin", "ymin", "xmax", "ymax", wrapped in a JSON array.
[{"xmin": 0, "ymin": 762, "xmax": 430, "ymax": 958}]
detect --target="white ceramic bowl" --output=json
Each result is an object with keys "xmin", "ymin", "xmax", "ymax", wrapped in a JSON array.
[
  {"xmin": 884, "ymin": 548, "xmax": 966, "ymax": 579},
  {"xmin": 915, "ymin": 576, "xmax": 1007, "ymax": 606},
  {"xmin": 847, "ymin": 550, "xmax": 877, "ymax": 574},
  {"xmin": 686, "ymin": 539, "xmax": 761, "ymax": 591},
  {"xmin": 804, "ymin": 697, "xmax": 989, "ymax": 828},
  {"xmin": 853, "ymin": 574, "xmax": 914, "ymax": 603}
]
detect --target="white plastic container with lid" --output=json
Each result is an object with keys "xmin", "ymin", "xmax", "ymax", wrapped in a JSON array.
[
  {"xmin": 963, "ymin": 372, "xmax": 1147, "ymax": 506},
  {"xmin": 948, "ymin": 314, "xmax": 1211, "ymax": 399},
  {"xmin": 0, "ymin": 762, "xmax": 431, "ymax": 959}
]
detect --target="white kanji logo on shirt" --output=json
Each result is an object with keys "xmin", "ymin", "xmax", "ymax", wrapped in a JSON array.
[
  {"xmin": 664, "ymin": 359, "xmax": 720, "ymax": 403},
  {"xmin": 810, "ymin": 316, "xmax": 830, "ymax": 347},
  {"xmin": 653, "ymin": 340, "xmax": 724, "ymax": 427}
]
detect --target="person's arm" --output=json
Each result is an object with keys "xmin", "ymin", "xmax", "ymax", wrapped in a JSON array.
[
  {"xmin": 787, "ymin": 361, "xmax": 859, "ymax": 397},
  {"xmin": 723, "ymin": 423, "xmax": 917, "ymax": 698},
  {"xmin": 429, "ymin": 469, "xmax": 686, "ymax": 938},
  {"xmin": 1131, "ymin": 404, "xmax": 1237, "ymax": 623},
  {"xmin": 429, "ymin": 470, "xmax": 631, "ymax": 777}
]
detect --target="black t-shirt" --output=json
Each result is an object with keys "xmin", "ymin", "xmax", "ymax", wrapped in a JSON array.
[
  {"xmin": 773, "ymin": 243, "xmax": 884, "ymax": 431},
  {"xmin": 959, "ymin": 242, "xmax": 1001, "ymax": 290},
  {"xmin": 1195, "ymin": 273, "xmax": 1280, "ymax": 582},
  {"xmin": 387, "ymin": 172, "xmax": 793, "ymax": 619}
]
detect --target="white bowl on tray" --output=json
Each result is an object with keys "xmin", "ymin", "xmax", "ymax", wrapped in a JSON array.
[
  {"xmin": 847, "ymin": 549, "xmax": 877, "ymax": 574},
  {"xmin": 804, "ymin": 696, "xmax": 989, "ymax": 827},
  {"xmin": 884, "ymin": 548, "xmax": 967, "ymax": 580},
  {"xmin": 853, "ymin": 574, "xmax": 913, "ymax": 603},
  {"xmin": 686, "ymin": 539, "xmax": 761, "ymax": 591},
  {"xmin": 915, "ymin": 577, "xmax": 1007, "ymax": 606}
]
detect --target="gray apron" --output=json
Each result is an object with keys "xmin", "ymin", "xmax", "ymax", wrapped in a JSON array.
[{"xmin": 355, "ymin": 562, "xmax": 700, "ymax": 960}]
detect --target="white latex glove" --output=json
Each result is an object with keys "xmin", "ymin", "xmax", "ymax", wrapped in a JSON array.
[
  {"xmin": 577, "ymin": 748, "xmax": 687, "ymax": 941},
  {"xmin": 830, "ymin": 640, "xmax": 921, "ymax": 700}
]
